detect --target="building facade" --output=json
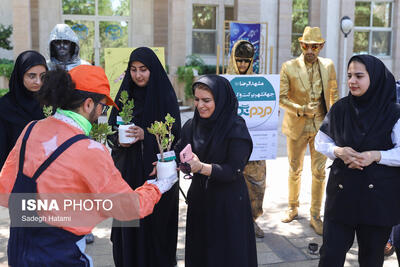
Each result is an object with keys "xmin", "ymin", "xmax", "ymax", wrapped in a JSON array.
[{"xmin": 2, "ymin": 0, "xmax": 400, "ymax": 96}]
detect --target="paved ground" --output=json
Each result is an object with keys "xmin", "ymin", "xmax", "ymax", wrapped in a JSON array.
[{"xmin": 0, "ymin": 110, "xmax": 398, "ymax": 266}]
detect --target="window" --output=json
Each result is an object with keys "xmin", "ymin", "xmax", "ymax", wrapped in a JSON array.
[
  {"xmin": 62, "ymin": 0, "xmax": 130, "ymax": 66},
  {"xmin": 192, "ymin": 5, "xmax": 217, "ymax": 55},
  {"xmin": 354, "ymin": 1, "xmax": 392, "ymax": 56},
  {"xmin": 291, "ymin": 0, "xmax": 309, "ymax": 57},
  {"xmin": 225, "ymin": 6, "xmax": 234, "ymax": 21},
  {"xmin": 224, "ymin": 6, "xmax": 235, "ymax": 50}
]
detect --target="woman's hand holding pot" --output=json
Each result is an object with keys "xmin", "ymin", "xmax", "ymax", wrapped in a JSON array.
[{"xmin": 119, "ymin": 125, "xmax": 144, "ymax": 147}]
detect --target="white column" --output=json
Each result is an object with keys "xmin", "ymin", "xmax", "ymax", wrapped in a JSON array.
[{"xmin": 131, "ymin": 0, "xmax": 154, "ymax": 46}]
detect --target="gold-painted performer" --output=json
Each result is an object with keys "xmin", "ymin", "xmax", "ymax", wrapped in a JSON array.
[
  {"xmin": 227, "ymin": 40, "xmax": 266, "ymax": 238},
  {"xmin": 279, "ymin": 27, "xmax": 339, "ymax": 235}
]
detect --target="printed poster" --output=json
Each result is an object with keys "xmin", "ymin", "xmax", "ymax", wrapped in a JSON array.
[
  {"xmin": 229, "ymin": 22, "xmax": 261, "ymax": 73},
  {"xmin": 222, "ymin": 75, "xmax": 280, "ymax": 160}
]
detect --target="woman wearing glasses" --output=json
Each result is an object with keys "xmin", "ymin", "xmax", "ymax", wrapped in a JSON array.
[
  {"xmin": 174, "ymin": 75, "xmax": 257, "ymax": 267},
  {"xmin": 0, "ymin": 50, "xmax": 47, "ymax": 170},
  {"xmin": 108, "ymin": 47, "xmax": 181, "ymax": 267}
]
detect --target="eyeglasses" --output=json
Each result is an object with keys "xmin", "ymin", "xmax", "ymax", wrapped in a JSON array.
[
  {"xmin": 300, "ymin": 43, "xmax": 322, "ymax": 51},
  {"xmin": 235, "ymin": 58, "xmax": 252, "ymax": 64},
  {"xmin": 97, "ymin": 102, "xmax": 109, "ymax": 114},
  {"xmin": 178, "ymin": 162, "xmax": 193, "ymax": 179}
]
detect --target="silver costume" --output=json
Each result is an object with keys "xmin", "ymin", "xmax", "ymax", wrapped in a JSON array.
[{"xmin": 47, "ymin": 24, "xmax": 90, "ymax": 71}]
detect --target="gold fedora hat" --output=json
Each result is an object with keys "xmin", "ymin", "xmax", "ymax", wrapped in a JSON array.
[{"xmin": 298, "ymin": 26, "xmax": 325, "ymax": 44}]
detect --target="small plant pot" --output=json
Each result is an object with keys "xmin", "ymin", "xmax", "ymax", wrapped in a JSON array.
[
  {"xmin": 118, "ymin": 123, "xmax": 136, "ymax": 144},
  {"xmin": 156, "ymin": 160, "xmax": 177, "ymax": 180}
]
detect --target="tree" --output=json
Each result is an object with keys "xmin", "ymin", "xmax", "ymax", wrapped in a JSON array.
[{"xmin": 0, "ymin": 24, "xmax": 12, "ymax": 50}]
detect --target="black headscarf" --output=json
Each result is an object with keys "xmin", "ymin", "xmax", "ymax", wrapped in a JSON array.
[
  {"xmin": 320, "ymin": 55, "xmax": 400, "ymax": 150},
  {"xmin": 0, "ymin": 50, "xmax": 47, "ymax": 126},
  {"xmin": 109, "ymin": 47, "xmax": 181, "ymax": 176},
  {"xmin": 190, "ymin": 75, "xmax": 252, "ymax": 162}
]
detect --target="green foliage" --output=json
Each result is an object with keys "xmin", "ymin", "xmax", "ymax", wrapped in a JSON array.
[
  {"xmin": 119, "ymin": 91, "xmax": 134, "ymax": 124},
  {"xmin": 179, "ymin": 55, "xmax": 205, "ymax": 98},
  {"xmin": 99, "ymin": 20, "xmax": 128, "ymax": 66},
  {"xmin": 202, "ymin": 65, "xmax": 223, "ymax": 74},
  {"xmin": 177, "ymin": 57, "xmax": 223, "ymax": 100},
  {"xmin": 98, "ymin": 0, "xmax": 129, "ymax": 16},
  {"xmin": 90, "ymin": 122, "xmax": 116, "ymax": 145},
  {"xmin": 291, "ymin": 0, "xmax": 309, "ymax": 57},
  {"xmin": 0, "ymin": 88, "xmax": 8, "ymax": 97},
  {"xmin": 65, "ymin": 20, "xmax": 95, "ymax": 64},
  {"xmin": 0, "ymin": 58, "xmax": 13, "ymax": 65},
  {"xmin": 43, "ymin": 106, "xmax": 53, "ymax": 117},
  {"xmin": 62, "ymin": 0, "xmax": 95, "ymax": 15},
  {"xmin": 355, "ymin": 2, "xmax": 371, "ymax": 27},
  {"xmin": 177, "ymin": 66, "xmax": 199, "ymax": 100},
  {"xmin": 0, "ymin": 24, "xmax": 12, "ymax": 50},
  {"xmin": 0, "ymin": 59, "xmax": 13, "ymax": 79},
  {"xmin": 63, "ymin": 0, "xmax": 130, "ymax": 66},
  {"xmin": 353, "ymin": 31, "xmax": 369, "ymax": 54},
  {"xmin": 186, "ymin": 54, "xmax": 205, "ymax": 67},
  {"xmin": 192, "ymin": 6, "xmax": 216, "ymax": 29},
  {"xmin": 147, "ymin": 113, "xmax": 175, "ymax": 162}
]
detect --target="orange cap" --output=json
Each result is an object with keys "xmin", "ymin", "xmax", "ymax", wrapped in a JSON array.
[{"xmin": 69, "ymin": 65, "xmax": 118, "ymax": 110}]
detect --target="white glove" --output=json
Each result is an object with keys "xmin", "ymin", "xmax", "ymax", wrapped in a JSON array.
[{"xmin": 147, "ymin": 173, "xmax": 178, "ymax": 194}]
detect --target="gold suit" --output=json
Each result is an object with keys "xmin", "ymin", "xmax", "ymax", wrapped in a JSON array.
[
  {"xmin": 227, "ymin": 40, "xmax": 266, "ymax": 221},
  {"xmin": 280, "ymin": 54, "xmax": 338, "ymax": 217}
]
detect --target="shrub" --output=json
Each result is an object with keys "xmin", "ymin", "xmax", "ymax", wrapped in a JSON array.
[
  {"xmin": 118, "ymin": 91, "xmax": 134, "ymax": 124},
  {"xmin": 177, "ymin": 54, "xmax": 225, "ymax": 99},
  {"xmin": 0, "ymin": 24, "xmax": 12, "ymax": 50},
  {"xmin": 177, "ymin": 66, "xmax": 200, "ymax": 100},
  {"xmin": 147, "ymin": 113, "xmax": 176, "ymax": 162},
  {"xmin": 0, "ymin": 62, "xmax": 13, "ymax": 79},
  {"xmin": 0, "ymin": 88, "xmax": 8, "ymax": 97}
]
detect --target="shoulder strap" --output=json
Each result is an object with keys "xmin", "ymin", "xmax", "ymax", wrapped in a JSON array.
[
  {"xmin": 31, "ymin": 134, "xmax": 89, "ymax": 181},
  {"xmin": 18, "ymin": 121, "xmax": 39, "ymax": 173}
]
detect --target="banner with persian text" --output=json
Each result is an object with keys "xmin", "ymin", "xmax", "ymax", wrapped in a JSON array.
[{"xmin": 222, "ymin": 74, "xmax": 280, "ymax": 160}]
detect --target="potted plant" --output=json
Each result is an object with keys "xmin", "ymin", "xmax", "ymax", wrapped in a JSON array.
[
  {"xmin": 147, "ymin": 113, "xmax": 177, "ymax": 179},
  {"xmin": 42, "ymin": 105, "xmax": 53, "ymax": 117},
  {"xmin": 117, "ymin": 90, "xmax": 135, "ymax": 144},
  {"xmin": 90, "ymin": 123, "xmax": 116, "ymax": 145}
]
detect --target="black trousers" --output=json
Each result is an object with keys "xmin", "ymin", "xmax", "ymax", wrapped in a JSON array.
[
  {"xmin": 392, "ymin": 224, "xmax": 400, "ymax": 265},
  {"xmin": 318, "ymin": 219, "xmax": 392, "ymax": 267}
]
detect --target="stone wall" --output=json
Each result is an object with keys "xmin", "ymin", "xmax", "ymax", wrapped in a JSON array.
[
  {"xmin": 154, "ymin": 0, "xmax": 169, "ymax": 63},
  {"xmin": 38, "ymin": 0, "xmax": 61, "ymax": 58},
  {"xmin": 131, "ymin": 0, "xmax": 154, "ymax": 46},
  {"xmin": 277, "ymin": 0, "xmax": 292, "ymax": 69},
  {"xmin": 168, "ymin": 0, "xmax": 186, "ymax": 76},
  {"xmin": 12, "ymin": 0, "xmax": 32, "ymax": 58},
  {"xmin": 0, "ymin": 77, "xmax": 9, "ymax": 89}
]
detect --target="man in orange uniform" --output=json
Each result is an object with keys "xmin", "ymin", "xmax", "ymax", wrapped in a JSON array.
[{"xmin": 0, "ymin": 65, "xmax": 177, "ymax": 266}]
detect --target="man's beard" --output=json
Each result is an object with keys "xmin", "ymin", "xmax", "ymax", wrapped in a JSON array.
[
  {"xmin": 88, "ymin": 107, "xmax": 98, "ymax": 124},
  {"xmin": 304, "ymin": 53, "xmax": 316, "ymax": 63}
]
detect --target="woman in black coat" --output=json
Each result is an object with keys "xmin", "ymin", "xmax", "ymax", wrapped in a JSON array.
[
  {"xmin": 108, "ymin": 47, "xmax": 181, "ymax": 267},
  {"xmin": 0, "ymin": 50, "xmax": 47, "ymax": 170},
  {"xmin": 175, "ymin": 75, "xmax": 257, "ymax": 267},
  {"xmin": 315, "ymin": 55, "xmax": 400, "ymax": 266}
]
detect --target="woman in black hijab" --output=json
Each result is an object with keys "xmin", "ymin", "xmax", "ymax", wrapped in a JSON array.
[
  {"xmin": 174, "ymin": 75, "xmax": 257, "ymax": 267},
  {"xmin": 108, "ymin": 47, "xmax": 181, "ymax": 267},
  {"xmin": 0, "ymin": 50, "xmax": 47, "ymax": 169},
  {"xmin": 315, "ymin": 55, "xmax": 400, "ymax": 266}
]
